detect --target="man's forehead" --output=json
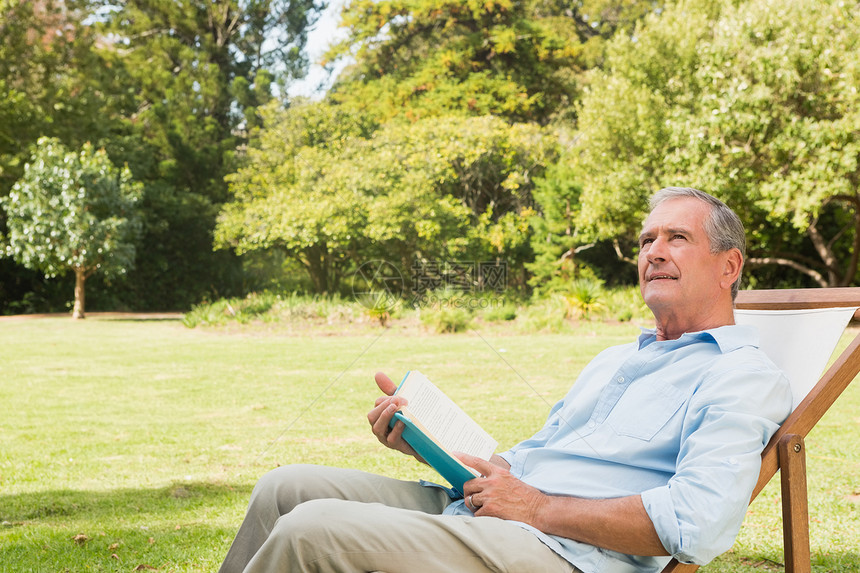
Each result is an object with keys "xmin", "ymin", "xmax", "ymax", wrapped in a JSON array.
[
  {"xmin": 639, "ymin": 223, "xmax": 697, "ymax": 236},
  {"xmin": 641, "ymin": 198, "xmax": 708, "ymax": 233}
]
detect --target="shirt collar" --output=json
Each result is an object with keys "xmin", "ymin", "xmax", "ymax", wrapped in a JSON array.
[{"xmin": 638, "ymin": 324, "xmax": 760, "ymax": 354}]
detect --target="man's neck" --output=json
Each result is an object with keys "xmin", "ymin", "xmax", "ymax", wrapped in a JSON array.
[{"xmin": 653, "ymin": 307, "xmax": 735, "ymax": 341}]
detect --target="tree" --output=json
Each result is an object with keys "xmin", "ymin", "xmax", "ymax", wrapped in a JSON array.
[
  {"xmin": 216, "ymin": 102, "xmax": 554, "ymax": 292},
  {"xmin": 527, "ymin": 156, "xmax": 585, "ymax": 292},
  {"xmin": 0, "ymin": 138, "xmax": 142, "ymax": 318},
  {"xmin": 571, "ymin": 0, "xmax": 860, "ymax": 287},
  {"xmin": 0, "ymin": 0, "xmax": 147, "ymax": 314},
  {"xmin": 325, "ymin": 0, "xmax": 663, "ymax": 124},
  {"xmin": 88, "ymin": 0, "xmax": 322, "ymax": 309},
  {"xmin": 0, "ymin": 1, "xmax": 325, "ymax": 312},
  {"xmin": 96, "ymin": 0, "xmax": 321, "ymax": 201},
  {"xmin": 215, "ymin": 101, "xmax": 377, "ymax": 292},
  {"xmin": 0, "ymin": 0, "xmax": 116, "ymax": 191}
]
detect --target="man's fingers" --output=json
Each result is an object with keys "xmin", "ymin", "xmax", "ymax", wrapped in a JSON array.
[
  {"xmin": 387, "ymin": 416, "xmax": 406, "ymax": 445},
  {"xmin": 375, "ymin": 371, "xmax": 398, "ymax": 396},
  {"xmin": 370, "ymin": 402, "xmax": 397, "ymax": 439},
  {"xmin": 456, "ymin": 453, "xmax": 496, "ymax": 477},
  {"xmin": 372, "ymin": 395, "xmax": 407, "ymax": 413},
  {"xmin": 368, "ymin": 373, "xmax": 422, "ymax": 459}
]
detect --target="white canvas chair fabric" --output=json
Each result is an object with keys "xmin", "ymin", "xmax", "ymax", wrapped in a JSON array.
[{"xmin": 734, "ymin": 307, "xmax": 857, "ymax": 411}]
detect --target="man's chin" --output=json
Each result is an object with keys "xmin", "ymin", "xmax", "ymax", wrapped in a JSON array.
[{"xmin": 641, "ymin": 286, "xmax": 677, "ymax": 310}]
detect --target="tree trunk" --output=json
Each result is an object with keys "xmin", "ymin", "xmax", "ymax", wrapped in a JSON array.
[
  {"xmin": 301, "ymin": 244, "xmax": 330, "ymax": 293},
  {"xmin": 73, "ymin": 268, "xmax": 86, "ymax": 319}
]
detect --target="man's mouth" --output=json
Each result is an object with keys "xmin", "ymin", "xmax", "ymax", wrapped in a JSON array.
[{"xmin": 648, "ymin": 274, "xmax": 677, "ymax": 281}]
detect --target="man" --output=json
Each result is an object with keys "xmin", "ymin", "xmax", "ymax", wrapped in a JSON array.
[{"xmin": 220, "ymin": 187, "xmax": 792, "ymax": 573}]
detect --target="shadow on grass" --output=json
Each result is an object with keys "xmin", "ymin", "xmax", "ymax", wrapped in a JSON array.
[
  {"xmin": 2, "ymin": 483, "xmax": 859, "ymax": 572},
  {"xmin": 0, "ymin": 481, "xmax": 252, "ymax": 523},
  {"xmin": 0, "ymin": 481, "xmax": 253, "ymax": 570}
]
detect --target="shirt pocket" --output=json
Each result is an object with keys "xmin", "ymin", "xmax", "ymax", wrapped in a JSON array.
[{"xmin": 608, "ymin": 380, "xmax": 688, "ymax": 441}]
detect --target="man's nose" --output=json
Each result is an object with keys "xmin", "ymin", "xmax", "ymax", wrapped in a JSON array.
[{"xmin": 647, "ymin": 236, "xmax": 669, "ymax": 261}]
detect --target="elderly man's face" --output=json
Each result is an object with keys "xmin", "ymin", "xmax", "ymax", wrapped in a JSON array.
[{"xmin": 638, "ymin": 197, "xmax": 730, "ymax": 321}]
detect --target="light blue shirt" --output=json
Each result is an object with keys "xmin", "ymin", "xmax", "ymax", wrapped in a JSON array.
[{"xmin": 442, "ymin": 325, "xmax": 792, "ymax": 573}]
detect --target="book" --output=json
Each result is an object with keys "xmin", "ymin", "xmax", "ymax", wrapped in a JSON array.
[{"xmin": 388, "ymin": 370, "xmax": 498, "ymax": 496}]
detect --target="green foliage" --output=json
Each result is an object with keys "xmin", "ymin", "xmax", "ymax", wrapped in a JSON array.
[
  {"xmin": 483, "ymin": 303, "xmax": 518, "ymax": 322},
  {"xmin": 0, "ymin": 1, "xmax": 322, "ymax": 313},
  {"xmin": 182, "ymin": 292, "xmax": 278, "ymax": 328},
  {"xmin": 326, "ymin": 0, "xmax": 663, "ymax": 124},
  {"xmin": 0, "ymin": 1, "xmax": 112, "ymax": 192},
  {"xmin": 182, "ymin": 291, "xmax": 360, "ymax": 328},
  {"xmin": 328, "ymin": 0, "xmax": 579, "ymax": 123},
  {"xmin": 217, "ymin": 104, "xmax": 556, "ymax": 292},
  {"xmin": 83, "ymin": 1, "xmax": 323, "ymax": 309},
  {"xmin": 573, "ymin": 0, "xmax": 860, "ymax": 286},
  {"xmin": 361, "ymin": 292, "xmax": 399, "ymax": 327},
  {"xmin": 0, "ymin": 138, "xmax": 142, "ymax": 316},
  {"xmin": 518, "ymin": 294, "xmax": 568, "ymax": 332},
  {"xmin": 527, "ymin": 156, "xmax": 587, "ymax": 291},
  {"xmin": 562, "ymin": 278, "xmax": 605, "ymax": 320},
  {"xmin": 603, "ymin": 285, "xmax": 651, "ymax": 323},
  {"xmin": 419, "ymin": 305, "xmax": 473, "ymax": 333}
]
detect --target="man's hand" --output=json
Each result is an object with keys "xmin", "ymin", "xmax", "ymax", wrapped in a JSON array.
[
  {"xmin": 458, "ymin": 453, "xmax": 547, "ymax": 525},
  {"xmin": 459, "ymin": 455, "xmax": 668, "ymax": 556},
  {"xmin": 367, "ymin": 372, "xmax": 422, "ymax": 460}
]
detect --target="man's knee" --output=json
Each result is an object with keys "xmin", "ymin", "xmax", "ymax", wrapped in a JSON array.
[
  {"xmin": 249, "ymin": 465, "xmax": 336, "ymax": 519},
  {"xmin": 252, "ymin": 464, "xmax": 334, "ymax": 496},
  {"xmin": 268, "ymin": 499, "xmax": 364, "ymax": 557}
]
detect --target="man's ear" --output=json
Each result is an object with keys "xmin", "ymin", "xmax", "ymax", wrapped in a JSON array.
[{"xmin": 720, "ymin": 248, "xmax": 743, "ymax": 290}]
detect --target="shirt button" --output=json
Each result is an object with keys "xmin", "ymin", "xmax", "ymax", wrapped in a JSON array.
[{"xmin": 617, "ymin": 376, "xmax": 625, "ymax": 383}]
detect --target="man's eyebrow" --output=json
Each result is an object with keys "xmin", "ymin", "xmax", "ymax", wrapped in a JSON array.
[
  {"xmin": 637, "ymin": 226, "xmax": 695, "ymax": 243},
  {"xmin": 667, "ymin": 226, "xmax": 692, "ymax": 236}
]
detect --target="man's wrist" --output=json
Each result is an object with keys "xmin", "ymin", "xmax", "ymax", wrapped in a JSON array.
[{"xmin": 527, "ymin": 491, "xmax": 553, "ymax": 531}]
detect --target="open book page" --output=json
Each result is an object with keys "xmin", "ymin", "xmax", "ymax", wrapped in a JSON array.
[{"xmin": 395, "ymin": 371, "xmax": 497, "ymax": 460}]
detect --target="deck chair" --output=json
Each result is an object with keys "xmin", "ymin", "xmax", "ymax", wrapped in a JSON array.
[{"xmin": 662, "ymin": 287, "xmax": 860, "ymax": 573}]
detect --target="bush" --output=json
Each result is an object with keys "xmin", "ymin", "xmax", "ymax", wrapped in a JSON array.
[
  {"xmin": 603, "ymin": 286, "xmax": 650, "ymax": 323},
  {"xmin": 419, "ymin": 306, "xmax": 473, "ymax": 333},
  {"xmin": 182, "ymin": 293, "xmax": 276, "ymax": 327},
  {"xmin": 482, "ymin": 303, "xmax": 518, "ymax": 322},
  {"xmin": 182, "ymin": 292, "xmax": 358, "ymax": 328},
  {"xmin": 562, "ymin": 278, "xmax": 605, "ymax": 320},
  {"xmin": 518, "ymin": 296, "xmax": 568, "ymax": 332},
  {"xmin": 179, "ymin": 286, "xmax": 649, "ymax": 332}
]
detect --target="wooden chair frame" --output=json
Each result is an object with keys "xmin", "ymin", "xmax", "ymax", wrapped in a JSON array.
[{"xmin": 662, "ymin": 288, "xmax": 860, "ymax": 573}]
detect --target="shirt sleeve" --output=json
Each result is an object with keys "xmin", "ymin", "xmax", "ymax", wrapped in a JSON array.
[{"xmin": 641, "ymin": 356, "xmax": 792, "ymax": 564}]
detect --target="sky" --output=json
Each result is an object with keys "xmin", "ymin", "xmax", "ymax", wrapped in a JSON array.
[{"xmin": 287, "ymin": 0, "xmax": 351, "ymax": 99}]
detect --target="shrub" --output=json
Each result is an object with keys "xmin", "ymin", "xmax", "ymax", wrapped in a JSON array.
[
  {"xmin": 518, "ymin": 296, "xmax": 567, "ymax": 332},
  {"xmin": 562, "ymin": 278, "xmax": 605, "ymax": 320},
  {"xmin": 419, "ymin": 306, "xmax": 473, "ymax": 333},
  {"xmin": 482, "ymin": 303, "xmax": 518, "ymax": 322},
  {"xmin": 603, "ymin": 286, "xmax": 649, "ymax": 323},
  {"xmin": 182, "ymin": 292, "xmax": 358, "ymax": 328}
]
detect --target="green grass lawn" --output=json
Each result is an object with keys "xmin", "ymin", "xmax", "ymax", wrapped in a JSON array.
[{"xmin": 1, "ymin": 317, "xmax": 857, "ymax": 572}]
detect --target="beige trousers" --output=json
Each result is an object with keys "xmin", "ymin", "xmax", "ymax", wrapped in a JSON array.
[{"xmin": 219, "ymin": 464, "xmax": 577, "ymax": 573}]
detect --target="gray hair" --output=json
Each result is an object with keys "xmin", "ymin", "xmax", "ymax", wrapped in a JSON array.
[{"xmin": 649, "ymin": 187, "xmax": 746, "ymax": 299}]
